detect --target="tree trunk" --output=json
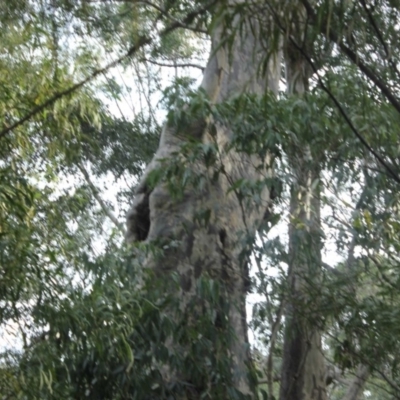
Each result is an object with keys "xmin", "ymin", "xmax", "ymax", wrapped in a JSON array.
[
  {"xmin": 342, "ymin": 365, "xmax": 369, "ymax": 400},
  {"xmin": 126, "ymin": 7, "xmax": 281, "ymax": 399},
  {"xmin": 279, "ymin": 9, "xmax": 327, "ymax": 400},
  {"xmin": 279, "ymin": 156, "xmax": 326, "ymax": 400}
]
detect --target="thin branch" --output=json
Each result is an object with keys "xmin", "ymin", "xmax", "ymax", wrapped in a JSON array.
[
  {"xmin": 324, "ymin": 330, "xmax": 400, "ymax": 396},
  {"xmin": 138, "ymin": 0, "xmax": 208, "ymax": 34},
  {"xmin": 78, "ymin": 163, "xmax": 126, "ymax": 234},
  {"xmin": 327, "ymin": 154, "xmax": 391, "ymax": 178},
  {"xmin": 291, "ymin": 34, "xmax": 400, "ymax": 184},
  {"xmin": 324, "ymin": 353, "xmax": 396, "ymax": 398},
  {"xmin": 366, "ymin": 251, "xmax": 397, "ymax": 290},
  {"xmin": 84, "ymin": 0, "xmax": 208, "ymax": 33},
  {"xmin": 299, "ymin": 0, "xmax": 400, "ymax": 115},
  {"xmin": 0, "ymin": 35, "xmax": 147, "ymax": 140},
  {"xmin": 342, "ymin": 364, "xmax": 370, "ymax": 400},
  {"xmin": 358, "ymin": 0, "xmax": 400, "ymax": 78},
  {"xmin": 263, "ymin": 1, "xmax": 400, "ymax": 183},
  {"xmin": 132, "ymin": 60, "xmax": 157, "ymax": 122},
  {"xmin": 374, "ymin": 367, "xmax": 400, "ymax": 396},
  {"xmin": 0, "ymin": 0, "xmax": 216, "ymax": 139},
  {"xmin": 140, "ymin": 58, "xmax": 205, "ymax": 71}
]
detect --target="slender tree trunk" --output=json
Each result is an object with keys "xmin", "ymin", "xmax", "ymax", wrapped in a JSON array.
[
  {"xmin": 126, "ymin": 6, "xmax": 281, "ymax": 399},
  {"xmin": 342, "ymin": 365, "xmax": 369, "ymax": 400},
  {"xmin": 279, "ymin": 8, "xmax": 327, "ymax": 400},
  {"xmin": 279, "ymin": 156, "xmax": 326, "ymax": 400}
]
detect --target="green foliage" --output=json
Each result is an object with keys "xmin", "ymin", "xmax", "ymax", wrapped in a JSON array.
[
  {"xmin": 2, "ymin": 0, "xmax": 400, "ymax": 399},
  {"xmin": 80, "ymin": 114, "xmax": 160, "ymax": 178},
  {"xmin": 1, "ymin": 256, "xmax": 252, "ymax": 399}
]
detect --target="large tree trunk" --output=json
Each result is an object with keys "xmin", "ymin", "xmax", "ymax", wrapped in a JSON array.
[
  {"xmin": 279, "ymin": 9, "xmax": 327, "ymax": 400},
  {"xmin": 126, "ymin": 6, "xmax": 281, "ymax": 399}
]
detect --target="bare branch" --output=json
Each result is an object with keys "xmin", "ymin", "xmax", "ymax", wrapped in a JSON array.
[{"xmin": 78, "ymin": 163, "xmax": 126, "ymax": 235}]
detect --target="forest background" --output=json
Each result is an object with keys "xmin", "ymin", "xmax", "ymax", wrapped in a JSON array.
[{"xmin": 1, "ymin": 0, "xmax": 400, "ymax": 399}]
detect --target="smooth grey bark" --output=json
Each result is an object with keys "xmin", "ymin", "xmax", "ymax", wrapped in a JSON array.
[
  {"xmin": 279, "ymin": 9, "xmax": 327, "ymax": 400},
  {"xmin": 126, "ymin": 6, "xmax": 281, "ymax": 398}
]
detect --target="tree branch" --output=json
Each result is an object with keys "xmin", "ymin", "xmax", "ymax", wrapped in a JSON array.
[
  {"xmin": 140, "ymin": 58, "xmax": 205, "ymax": 71},
  {"xmin": 264, "ymin": 0, "xmax": 400, "ymax": 184},
  {"xmin": 83, "ymin": 0, "xmax": 208, "ymax": 34},
  {"xmin": 0, "ymin": 0, "xmax": 216, "ymax": 139},
  {"xmin": 342, "ymin": 364, "xmax": 370, "ymax": 400},
  {"xmin": 78, "ymin": 163, "xmax": 126, "ymax": 234},
  {"xmin": 299, "ymin": 0, "xmax": 400, "ymax": 115},
  {"xmin": 0, "ymin": 34, "xmax": 147, "ymax": 140},
  {"xmin": 358, "ymin": 0, "xmax": 400, "ymax": 79},
  {"xmin": 288, "ymin": 29, "xmax": 400, "ymax": 184}
]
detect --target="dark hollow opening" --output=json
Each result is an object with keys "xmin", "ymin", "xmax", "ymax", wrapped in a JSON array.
[{"xmin": 135, "ymin": 193, "xmax": 150, "ymax": 241}]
